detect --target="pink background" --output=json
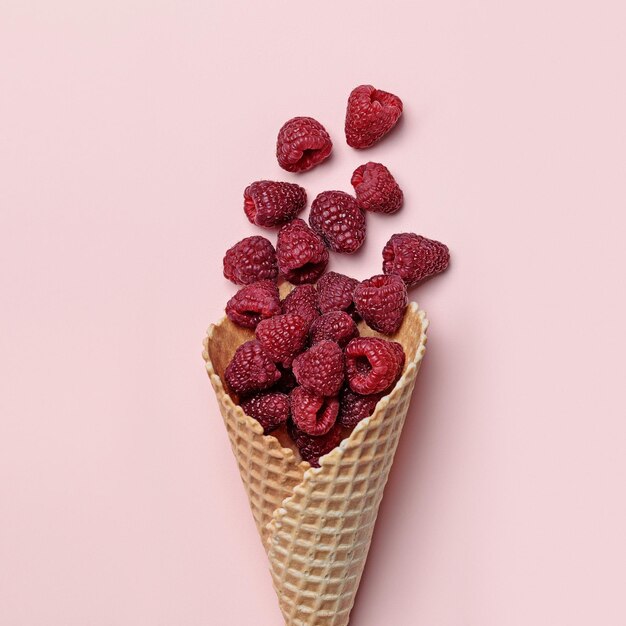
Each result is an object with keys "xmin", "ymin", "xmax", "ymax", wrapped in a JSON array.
[{"xmin": 2, "ymin": 1, "xmax": 626, "ymax": 624}]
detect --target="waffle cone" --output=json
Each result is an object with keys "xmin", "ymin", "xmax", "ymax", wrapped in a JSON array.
[{"xmin": 203, "ymin": 293, "xmax": 428, "ymax": 626}]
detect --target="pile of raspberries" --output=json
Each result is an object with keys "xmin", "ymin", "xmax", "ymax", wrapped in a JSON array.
[{"xmin": 220, "ymin": 85, "xmax": 449, "ymax": 467}]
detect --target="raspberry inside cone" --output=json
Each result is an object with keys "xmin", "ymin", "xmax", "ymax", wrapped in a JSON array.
[
  {"xmin": 338, "ymin": 387, "xmax": 384, "ymax": 428},
  {"xmin": 241, "ymin": 392, "xmax": 291, "ymax": 435},
  {"xmin": 292, "ymin": 340, "xmax": 345, "ymax": 397},
  {"xmin": 287, "ymin": 420, "xmax": 343, "ymax": 468},
  {"xmin": 345, "ymin": 337, "xmax": 405, "ymax": 395},
  {"xmin": 291, "ymin": 387, "xmax": 339, "ymax": 436},
  {"xmin": 281, "ymin": 283, "xmax": 320, "ymax": 328}
]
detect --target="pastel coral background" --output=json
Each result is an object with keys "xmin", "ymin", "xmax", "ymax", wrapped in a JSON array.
[{"xmin": 1, "ymin": 1, "xmax": 626, "ymax": 624}]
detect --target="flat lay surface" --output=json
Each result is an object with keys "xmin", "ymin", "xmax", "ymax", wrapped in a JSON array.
[{"xmin": 1, "ymin": 1, "xmax": 625, "ymax": 624}]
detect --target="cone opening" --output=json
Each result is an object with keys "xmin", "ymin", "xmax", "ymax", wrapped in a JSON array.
[{"xmin": 203, "ymin": 299, "xmax": 427, "ymax": 473}]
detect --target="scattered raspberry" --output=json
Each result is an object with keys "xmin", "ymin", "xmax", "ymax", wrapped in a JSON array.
[
  {"xmin": 243, "ymin": 180, "xmax": 307, "ymax": 228},
  {"xmin": 223, "ymin": 236, "xmax": 278, "ymax": 285},
  {"xmin": 225, "ymin": 280, "xmax": 281, "ymax": 329},
  {"xmin": 354, "ymin": 274, "xmax": 407, "ymax": 335},
  {"xmin": 276, "ymin": 218, "xmax": 329, "ymax": 284},
  {"xmin": 382, "ymin": 233, "xmax": 450, "ymax": 286},
  {"xmin": 255, "ymin": 313, "xmax": 309, "ymax": 367},
  {"xmin": 273, "ymin": 365, "xmax": 298, "ymax": 394},
  {"xmin": 338, "ymin": 387, "xmax": 384, "ymax": 428},
  {"xmin": 292, "ymin": 340, "xmax": 344, "ymax": 397},
  {"xmin": 316, "ymin": 271, "xmax": 359, "ymax": 315},
  {"xmin": 224, "ymin": 340, "xmax": 281, "ymax": 396},
  {"xmin": 241, "ymin": 392, "xmax": 290, "ymax": 434},
  {"xmin": 281, "ymin": 284, "xmax": 320, "ymax": 327},
  {"xmin": 351, "ymin": 162, "xmax": 403, "ymax": 214},
  {"xmin": 345, "ymin": 85, "xmax": 403, "ymax": 149},
  {"xmin": 345, "ymin": 337, "xmax": 405, "ymax": 395},
  {"xmin": 308, "ymin": 191, "xmax": 366, "ymax": 254},
  {"xmin": 276, "ymin": 117, "xmax": 333, "ymax": 173},
  {"xmin": 309, "ymin": 311, "xmax": 358, "ymax": 348},
  {"xmin": 287, "ymin": 420, "xmax": 343, "ymax": 468},
  {"xmin": 290, "ymin": 387, "xmax": 339, "ymax": 436}
]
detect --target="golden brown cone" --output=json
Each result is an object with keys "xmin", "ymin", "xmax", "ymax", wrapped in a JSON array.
[{"xmin": 203, "ymin": 290, "xmax": 428, "ymax": 626}]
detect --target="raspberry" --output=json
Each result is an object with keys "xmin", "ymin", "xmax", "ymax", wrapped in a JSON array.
[
  {"xmin": 276, "ymin": 218, "xmax": 329, "ymax": 284},
  {"xmin": 309, "ymin": 191, "xmax": 366, "ymax": 254},
  {"xmin": 309, "ymin": 311, "xmax": 358, "ymax": 348},
  {"xmin": 224, "ymin": 340, "xmax": 281, "ymax": 396},
  {"xmin": 255, "ymin": 313, "xmax": 309, "ymax": 366},
  {"xmin": 243, "ymin": 180, "xmax": 307, "ymax": 228},
  {"xmin": 345, "ymin": 337, "xmax": 405, "ymax": 395},
  {"xmin": 223, "ymin": 236, "xmax": 278, "ymax": 285},
  {"xmin": 287, "ymin": 420, "xmax": 343, "ymax": 468},
  {"xmin": 351, "ymin": 162, "xmax": 403, "ymax": 214},
  {"xmin": 240, "ymin": 392, "xmax": 290, "ymax": 434},
  {"xmin": 225, "ymin": 280, "xmax": 281, "ymax": 329},
  {"xmin": 281, "ymin": 284, "xmax": 320, "ymax": 327},
  {"xmin": 345, "ymin": 84, "xmax": 403, "ymax": 149},
  {"xmin": 276, "ymin": 117, "xmax": 333, "ymax": 173},
  {"xmin": 389, "ymin": 340, "xmax": 406, "ymax": 365},
  {"xmin": 290, "ymin": 387, "xmax": 339, "ymax": 436},
  {"xmin": 316, "ymin": 271, "xmax": 359, "ymax": 315},
  {"xmin": 382, "ymin": 233, "xmax": 450, "ymax": 286},
  {"xmin": 338, "ymin": 387, "xmax": 384, "ymax": 428},
  {"xmin": 292, "ymin": 340, "xmax": 344, "ymax": 397},
  {"xmin": 354, "ymin": 274, "xmax": 407, "ymax": 335}
]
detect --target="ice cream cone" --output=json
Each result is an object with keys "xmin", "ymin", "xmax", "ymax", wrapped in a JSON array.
[{"xmin": 203, "ymin": 291, "xmax": 428, "ymax": 625}]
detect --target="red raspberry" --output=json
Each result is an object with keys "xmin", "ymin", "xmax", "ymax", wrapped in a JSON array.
[
  {"xmin": 243, "ymin": 180, "xmax": 307, "ymax": 228},
  {"xmin": 255, "ymin": 313, "xmax": 309, "ymax": 367},
  {"xmin": 354, "ymin": 274, "xmax": 407, "ymax": 335},
  {"xmin": 225, "ymin": 280, "xmax": 281, "ymax": 329},
  {"xmin": 316, "ymin": 271, "xmax": 359, "ymax": 315},
  {"xmin": 223, "ymin": 236, "xmax": 278, "ymax": 285},
  {"xmin": 309, "ymin": 191, "xmax": 366, "ymax": 254},
  {"xmin": 382, "ymin": 233, "xmax": 450, "ymax": 286},
  {"xmin": 290, "ymin": 387, "xmax": 339, "ymax": 436},
  {"xmin": 287, "ymin": 421, "xmax": 343, "ymax": 468},
  {"xmin": 276, "ymin": 116, "xmax": 333, "ymax": 173},
  {"xmin": 345, "ymin": 337, "xmax": 405, "ymax": 395},
  {"xmin": 276, "ymin": 218, "xmax": 329, "ymax": 284},
  {"xmin": 351, "ymin": 162, "xmax": 403, "ymax": 214},
  {"xmin": 338, "ymin": 387, "xmax": 384, "ymax": 428},
  {"xmin": 292, "ymin": 340, "xmax": 344, "ymax": 397},
  {"xmin": 281, "ymin": 284, "xmax": 320, "ymax": 328},
  {"xmin": 309, "ymin": 311, "xmax": 358, "ymax": 348},
  {"xmin": 389, "ymin": 340, "xmax": 406, "ymax": 366},
  {"xmin": 345, "ymin": 84, "xmax": 403, "ymax": 149},
  {"xmin": 240, "ymin": 392, "xmax": 290, "ymax": 434},
  {"xmin": 224, "ymin": 340, "xmax": 281, "ymax": 396}
]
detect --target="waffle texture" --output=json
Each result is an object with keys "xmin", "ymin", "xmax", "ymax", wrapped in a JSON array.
[{"xmin": 203, "ymin": 284, "xmax": 428, "ymax": 625}]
